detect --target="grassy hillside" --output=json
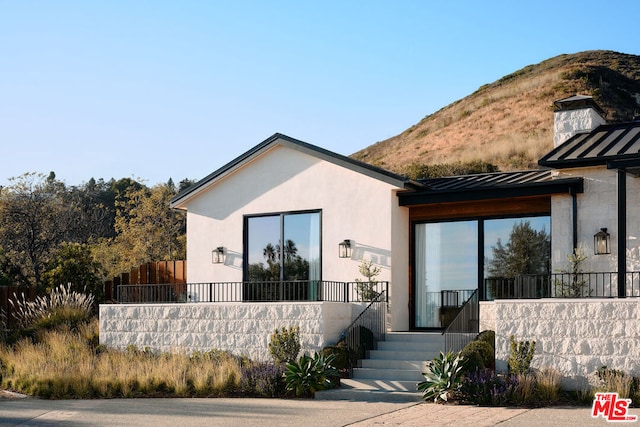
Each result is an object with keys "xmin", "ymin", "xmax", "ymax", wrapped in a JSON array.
[{"xmin": 352, "ymin": 51, "xmax": 640, "ymax": 174}]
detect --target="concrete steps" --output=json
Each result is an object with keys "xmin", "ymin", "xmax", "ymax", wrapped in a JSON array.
[{"xmin": 315, "ymin": 332, "xmax": 443, "ymax": 402}]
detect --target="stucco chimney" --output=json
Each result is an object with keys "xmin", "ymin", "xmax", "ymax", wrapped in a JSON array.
[{"xmin": 553, "ymin": 95, "xmax": 606, "ymax": 147}]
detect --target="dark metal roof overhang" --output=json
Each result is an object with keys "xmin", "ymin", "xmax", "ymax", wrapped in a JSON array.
[
  {"xmin": 607, "ymin": 158, "xmax": 640, "ymax": 176},
  {"xmin": 398, "ymin": 177, "xmax": 583, "ymax": 206},
  {"xmin": 539, "ymin": 121, "xmax": 640, "ymax": 169}
]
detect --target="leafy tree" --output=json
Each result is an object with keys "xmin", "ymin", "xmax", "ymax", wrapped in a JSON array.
[
  {"xmin": 65, "ymin": 180, "xmax": 117, "ymax": 241},
  {"xmin": 0, "ymin": 173, "xmax": 80, "ymax": 288},
  {"xmin": 93, "ymin": 183, "xmax": 186, "ymax": 278},
  {"xmin": 487, "ymin": 221, "xmax": 550, "ymax": 278},
  {"xmin": 0, "ymin": 247, "xmax": 26, "ymax": 286},
  {"xmin": 178, "ymin": 178, "xmax": 196, "ymax": 192},
  {"xmin": 42, "ymin": 243, "xmax": 105, "ymax": 302}
]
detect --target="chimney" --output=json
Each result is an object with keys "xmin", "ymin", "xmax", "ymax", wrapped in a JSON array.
[{"xmin": 553, "ymin": 95, "xmax": 606, "ymax": 147}]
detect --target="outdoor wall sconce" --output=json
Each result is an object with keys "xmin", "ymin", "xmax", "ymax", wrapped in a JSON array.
[
  {"xmin": 212, "ymin": 247, "xmax": 225, "ymax": 264},
  {"xmin": 594, "ymin": 228, "xmax": 610, "ymax": 255},
  {"xmin": 338, "ymin": 239, "xmax": 352, "ymax": 258}
]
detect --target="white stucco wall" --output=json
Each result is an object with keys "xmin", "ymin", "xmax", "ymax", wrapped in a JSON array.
[
  {"xmin": 179, "ymin": 144, "xmax": 410, "ymax": 330},
  {"xmin": 489, "ymin": 299, "xmax": 640, "ymax": 390},
  {"xmin": 552, "ymin": 166, "xmax": 640, "ymax": 278},
  {"xmin": 99, "ymin": 302, "xmax": 358, "ymax": 362}
]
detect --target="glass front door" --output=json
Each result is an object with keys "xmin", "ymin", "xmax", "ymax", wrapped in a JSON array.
[{"xmin": 414, "ymin": 221, "xmax": 478, "ymax": 328}]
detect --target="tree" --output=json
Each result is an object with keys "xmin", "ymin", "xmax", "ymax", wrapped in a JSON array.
[
  {"xmin": 0, "ymin": 247, "xmax": 26, "ymax": 286},
  {"xmin": 92, "ymin": 183, "xmax": 186, "ymax": 278},
  {"xmin": 487, "ymin": 221, "xmax": 550, "ymax": 278},
  {"xmin": 42, "ymin": 242, "xmax": 105, "ymax": 302},
  {"xmin": 0, "ymin": 173, "xmax": 79, "ymax": 288}
]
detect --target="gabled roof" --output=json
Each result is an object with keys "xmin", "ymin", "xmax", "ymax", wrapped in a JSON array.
[
  {"xmin": 398, "ymin": 170, "xmax": 583, "ymax": 206},
  {"xmin": 539, "ymin": 121, "xmax": 640, "ymax": 169},
  {"xmin": 170, "ymin": 133, "xmax": 422, "ymax": 208}
]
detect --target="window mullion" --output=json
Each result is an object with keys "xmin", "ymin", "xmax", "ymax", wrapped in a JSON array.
[{"xmin": 279, "ymin": 214, "xmax": 285, "ymax": 282}]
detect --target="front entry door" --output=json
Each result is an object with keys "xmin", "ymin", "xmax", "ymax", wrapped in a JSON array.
[{"xmin": 414, "ymin": 221, "xmax": 478, "ymax": 329}]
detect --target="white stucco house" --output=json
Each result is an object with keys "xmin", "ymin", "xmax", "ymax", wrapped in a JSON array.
[{"xmin": 100, "ymin": 95, "xmax": 640, "ymax": 391}]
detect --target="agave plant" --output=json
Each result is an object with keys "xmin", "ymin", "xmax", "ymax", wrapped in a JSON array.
[
  {"xmin": 417, "ymin": 351, "xmax": 466, "ymax": 402},
  {"xmin": 284, "ymin": 352, "xmax": 339, "ymax": 397}
]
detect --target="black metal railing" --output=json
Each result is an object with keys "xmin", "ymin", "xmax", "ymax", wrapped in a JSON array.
[
  {"xmin": 484, "ymin": 272, "xmax": 640, "ymax": 300},
  {"xmin": 340, "ymin": 290, "xmax": 387, "ymax": 376},
  {"xmin": 443, "ymin": 289, "xmax": 479, "ymax": 353},
  {"xmin": 117, "ymin": 280, "xmax": 389, "ymax": 304}
]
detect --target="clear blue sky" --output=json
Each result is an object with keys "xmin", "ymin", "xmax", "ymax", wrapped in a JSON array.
[{"xmin": 2, "ymin": 0, "xmax": 639, "ymax": 187}]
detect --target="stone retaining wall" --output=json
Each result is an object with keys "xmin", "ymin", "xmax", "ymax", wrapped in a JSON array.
[
  {"xmin": 487, "ymin": 299, "xmax": 640, "ymax": 389},
  {"xmin": 99, "ymin": 302, "xmax": 358, "ymax": 362}
]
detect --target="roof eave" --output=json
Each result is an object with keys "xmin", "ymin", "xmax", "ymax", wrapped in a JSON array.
[
  {"xmin": 398, "ymin": 178, "xmax": 584, "ymax": 206},
  {"xmin": 170, "ymin": 133, "xmax": 417, "ymax": 208}
]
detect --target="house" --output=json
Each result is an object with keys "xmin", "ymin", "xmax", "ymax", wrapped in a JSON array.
[{"xmin": 100, "ymin": 95, "xmax": 640, "ymax": 391}]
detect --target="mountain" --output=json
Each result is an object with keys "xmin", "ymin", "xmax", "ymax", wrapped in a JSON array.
[{"xmin": 351, "ymin": 50, "xmax": 640, "ymax": 174}]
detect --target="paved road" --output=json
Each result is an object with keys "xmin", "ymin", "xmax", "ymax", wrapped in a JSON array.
[{"xmin": 1, "ymin": 395, "xmax": 637, "ymax": 426}]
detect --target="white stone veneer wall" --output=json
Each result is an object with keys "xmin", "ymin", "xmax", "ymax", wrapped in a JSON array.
[
  {"xmin": 479, "ymin": 301, "xmax": 496, "ymax": 332},
  {"xmin": 487, "ymin": 299, "xmax": 640, "ymax": 389},
  {"xmin": 553, "ymin": 108, "xmax": 606, "ymax": 147},
  {"xmin": 100, "ymin": 302, "xmax": 358, "ymax": 362}
]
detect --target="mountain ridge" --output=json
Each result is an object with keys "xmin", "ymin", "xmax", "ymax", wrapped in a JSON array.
[{"xmin": 351, "ymin": 50, "xmax": 640, "ymax": 174}]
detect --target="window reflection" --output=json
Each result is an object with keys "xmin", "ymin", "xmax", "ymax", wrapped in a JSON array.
[
  {"xmin": 415, "ymin": 221, "xmax": 478, "ymax": 328},
  {"xmin": 414, "ymin": 216, "xmax": 550, "ymax": 327},
  {"xmin": 484, "ymin": 217, "xmax": 550, "ymax": 300},
  {"xmin": 245, "ymin": 211, "xmax": 321, "ymax": 301},
  {"xmin": 484, "ymin": 217, "xmax": 550, "ymax": 279}
]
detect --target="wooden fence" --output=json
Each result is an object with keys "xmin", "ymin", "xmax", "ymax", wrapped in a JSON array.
[
  {"xmin": 105, "ymin": 260, "xmax": 186, "ymax": 302},
  {"xmin": 1, "ymin": 286, "xmax": 37, "ymax": 329}
]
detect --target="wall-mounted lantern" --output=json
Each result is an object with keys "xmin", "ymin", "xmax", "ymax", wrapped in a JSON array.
[
  {"xmin": 338, "ymin": 239, "xmax": 352, "ymax": 258},
  {"xmin": 212, "ymin": 246, "xmax": 225, "ymax": 264},
  {"xmin": 594, "ymin": 228, "xmax": 610, "ymax": 255}
]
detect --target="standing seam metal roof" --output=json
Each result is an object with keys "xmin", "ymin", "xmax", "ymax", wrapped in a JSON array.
[
  {"xmin": 398, "ymin": 169, "xmax": 583, "ymax": 206},
  {"xmin": 539, "ymin": 121, "xmax": 640, "ymax": 168},
  {"xmin": 417, "ymin": 170, "xmax": 555, "ymax": 191}
]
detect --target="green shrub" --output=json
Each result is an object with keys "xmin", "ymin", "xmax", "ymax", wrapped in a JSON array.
[
  {"xmin": 268, "ymin": 326, "xmax": 300, "ymax": 365},
  {"xmin": 418, "ymin": 351, "xmax": 466, "ymax": 402},
  {"xmin": 357, "ymin": 326, "xmax": 375, "ymax": 358},
  {"xmin": 284, "ymin": 353, "xmax": 339, "ymax": 397},
  {"xmin": 477, "ymin": 330, "xmax": 495, "ymax": 349},
  {"xmin": 507, "ymin": 335, "xmax": 535, "ymax": 375},
  {"xmin": 460, "ymin": 340, "xmax": 494, "ymax": 373},
  {"xmin": 321, "ymin": 342, "xmax": 351, "ymax": 376}
]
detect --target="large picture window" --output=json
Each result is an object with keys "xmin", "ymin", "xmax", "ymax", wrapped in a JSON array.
[
  {"xmin": 244, "ymin": 210, "xmax": 321, "ymax": 300},
  {"xmin": 413, "ymin": 215, "xmax": 549, "ymax": 328}
]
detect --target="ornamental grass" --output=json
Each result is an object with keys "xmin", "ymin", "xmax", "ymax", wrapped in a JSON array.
[{"xmin": 0, "ymin": 318, "xmax": 244, "ymax": 399}]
